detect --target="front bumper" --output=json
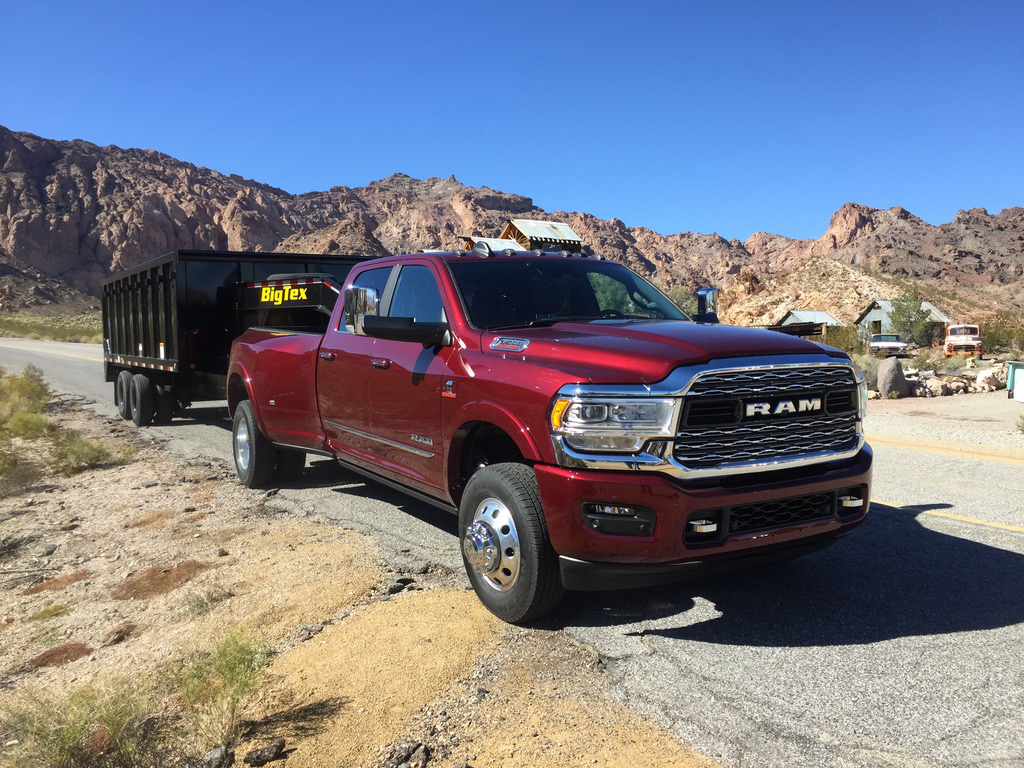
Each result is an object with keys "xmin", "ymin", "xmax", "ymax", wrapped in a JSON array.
[{"xmin": 534, "ymin": 445, "xmax": 872, "ymax": 590}]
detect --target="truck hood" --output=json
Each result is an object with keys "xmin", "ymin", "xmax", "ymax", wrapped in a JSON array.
[{"xmin": 480, "ymin": 320, "xmax": 843, "ymax": 383}]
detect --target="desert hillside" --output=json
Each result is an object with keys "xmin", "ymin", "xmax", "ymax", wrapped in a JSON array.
[{"xmin": 1, "ymin": 126, "xmax": 1021, "ymax": 324}]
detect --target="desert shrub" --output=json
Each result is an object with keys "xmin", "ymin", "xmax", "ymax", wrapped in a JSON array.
[
  {"xmin": 1, "ymin": 682, "xmax": 165, "ymax": 768},
  {"xmin": 982, "ymin": 319, "xmax": 1024, "ymax": 356},
  {"xmin": 4, "ymin": 411, "xmax": 56, "ymax": 439},
  {"xmin": 29, "ymin": 603, "xmax": 70, "ymax": 622},
  {"xmin": 824, "ymin": 325, "xmax": 862, "ymax": 356},
  {"xmin": 0, "ymin": 364, "xmax": 51, "ymax": 423},
  {"xmin": 0, "ymin": 441, "xmax": 41, "ymax": 498},
  {"xmin": 850, "ymin": 353, "xmax": 881, "ymax": 390},
  {"xmin": 175, "ymin": 631, "xmax": 273, "ymax": 751},
  {"xmin": 48, "ymin": 434, "xmax": 116, "ymax": 475}
]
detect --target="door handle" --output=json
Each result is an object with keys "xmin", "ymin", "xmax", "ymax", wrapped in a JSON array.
[
  {"xmin": 319, "ymin": 352, "xmax": 336, "ymax": 361},
  {"xmin": 371, "ymin": 358, "xmax": 390, "ymax": 369}
]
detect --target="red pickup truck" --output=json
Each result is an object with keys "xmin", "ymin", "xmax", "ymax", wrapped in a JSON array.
[{"xmin": 227, "ymin": 250, "xmax": 872, "ymax": 623}]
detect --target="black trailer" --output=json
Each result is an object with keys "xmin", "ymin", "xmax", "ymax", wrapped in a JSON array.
[{"xmin": 101, "ymin": 249, "xmax": 368, "ymax": 425}]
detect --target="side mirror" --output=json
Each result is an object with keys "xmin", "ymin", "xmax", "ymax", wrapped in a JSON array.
[
  {"xmin": 694, "ymin": 287, "xmax": 720, "ymax": 324},
  {"xmin": 362, "ymin": 316, "xmax": 451, "ymax": 347},
  {"xmin": 344, "ymin": 285, "xmax": 379, "ymax": 334}
]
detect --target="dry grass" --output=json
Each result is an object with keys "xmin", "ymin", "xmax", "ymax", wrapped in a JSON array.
[{"xmin": 0, "ymin": 312, "xmax": 102, "ymax": 344}]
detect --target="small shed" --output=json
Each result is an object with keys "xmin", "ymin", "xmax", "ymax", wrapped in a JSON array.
[
  {"xmin": 855, "ymin": 299, "xmax": 949, "ymax": 335},
  {"xmin": 498, "ymin": 219, "xmax": 584, "ymax": 252},
  {"xmin": 777, "ymin": 310, "xmax": 845, "ymax": 327}
]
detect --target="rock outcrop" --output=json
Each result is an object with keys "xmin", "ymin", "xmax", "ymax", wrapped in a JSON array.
[{"xmin": 2, "ymin": 125, "xmax": 1023, "ymax": 324}]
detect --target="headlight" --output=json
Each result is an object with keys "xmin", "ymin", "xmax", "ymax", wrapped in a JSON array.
[
  {"xmin": 854, "ymin": 368, "xmax": 867, "ymax": 417},
  {"xmin": 550, "ymin": 396, "xmax": 677, "ymax": 453}
]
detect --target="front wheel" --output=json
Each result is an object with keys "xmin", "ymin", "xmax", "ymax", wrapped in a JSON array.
[
  {"xmin": 458, "ymin": 463, "xmax": 563, "ymax": 624},
  {"xmin": 232, "ymin": 400, "xmax": 276, "ymax": 488}
]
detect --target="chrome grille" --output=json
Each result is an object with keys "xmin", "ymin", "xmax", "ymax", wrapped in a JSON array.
[
  {"xmin": 686, "ymin": 366, "xmax": 855, "ymax": 397},
  {"xmin": 675, "ymin": 365, "xmax": 859, "ymax": 469}
]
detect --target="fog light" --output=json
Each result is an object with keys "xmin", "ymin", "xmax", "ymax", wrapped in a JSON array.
[{"xmin": 591, "ymin": 504, "xmax": 637, "ymax": 517}]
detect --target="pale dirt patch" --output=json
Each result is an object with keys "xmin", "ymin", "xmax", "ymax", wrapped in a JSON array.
[{"xmin": 0, "ymin": 400, "xmax": 715, "ymax": 767}]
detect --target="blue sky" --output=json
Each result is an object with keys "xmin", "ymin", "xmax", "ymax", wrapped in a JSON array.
[{"xmin": 3, "ymin": 0, "xmax": 1021, "ymax": 241}]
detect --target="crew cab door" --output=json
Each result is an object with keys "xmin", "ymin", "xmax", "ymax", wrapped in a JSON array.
[
  {"xmin": 363, "ymin": 262, "xmax": 454, "ymax": 493},
  {"xmin": 316, "ymin": 265, "xmax": 394, "ymax": 463}
]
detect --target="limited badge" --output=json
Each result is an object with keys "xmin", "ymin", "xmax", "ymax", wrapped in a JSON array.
[{"xmin": 490, "ymin": 337, "xmax": 530, "ymax": 353}]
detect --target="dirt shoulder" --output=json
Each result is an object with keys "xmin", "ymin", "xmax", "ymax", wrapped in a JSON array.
[{"xmin": 0, "ymin": 399, "xmax": 716, "ymax": 768}]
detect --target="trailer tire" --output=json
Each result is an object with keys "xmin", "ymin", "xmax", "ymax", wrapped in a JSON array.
[
  {"xmin": 274, "ymin": 450, "xmax": 306, "ymax": 483},
  {"xmin": 114, "ymin": 370, "xmax": 132, "ymax": 420},
  {"xmin": 458, "ymin": 463, "xmax": 563, "ymax": 624},
  {"xmin": 129, "ymin": 374, "xmax": 154, "ymax": 427},
  {"xmin": 154, "ymin": 386, "xmax": 175, "ymax": 424},
  {"xmin": 233, "ymin": 400, "xmax": 276, "ymax": 488}
]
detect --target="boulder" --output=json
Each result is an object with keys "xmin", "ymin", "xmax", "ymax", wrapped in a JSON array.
[
  {"xmin": 926, "ymin": 378, "xmax": 952, "ymax": 397},
  {"xmin": 976, "ymin": 369, "xmax": 1006, "ymax": 390},
  {"xmin": 876, "ymin": 357, "xmax": 910, "ymax": 398},
  {"xmin": 867, "ymin": 390, "xmax": 881, "ymax": 400},
  {"xmin": 948, "ymin": 378, "xmax": 969, "ymax": 394}
]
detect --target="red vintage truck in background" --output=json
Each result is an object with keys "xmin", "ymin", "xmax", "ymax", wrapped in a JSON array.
[{"xmin": 227, "ymin": 248, "xmax": 872, "ymax": 622}]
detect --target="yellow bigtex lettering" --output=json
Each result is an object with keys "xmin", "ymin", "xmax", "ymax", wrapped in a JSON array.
[{"xmin": 259, "ymin": 286, "xmax": 307, "ymax": 305}]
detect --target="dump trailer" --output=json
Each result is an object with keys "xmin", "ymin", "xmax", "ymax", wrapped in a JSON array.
[{"xmin": 101, "ymin": 249, "xmax": 368, "ymax": 425}]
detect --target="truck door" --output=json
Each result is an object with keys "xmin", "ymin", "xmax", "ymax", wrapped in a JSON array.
[
  {"xmin": 365, "ymin": 263, "xmax": 454, "ymax": 494},
  {"xmin": 316, "ymin": 265, "xmax": 394, "ymax": 464}
]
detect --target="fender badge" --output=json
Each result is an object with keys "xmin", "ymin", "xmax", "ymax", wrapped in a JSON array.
[{"xmin": 490, "ymin": 337, "xmax": 530, "ymax": 353}]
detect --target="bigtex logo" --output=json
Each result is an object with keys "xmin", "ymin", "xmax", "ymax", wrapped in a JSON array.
[{"xmin": 260, "ymin": 286, "xmax": 308, "ymax": 305}]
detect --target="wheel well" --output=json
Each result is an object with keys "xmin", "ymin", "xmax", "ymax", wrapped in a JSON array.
[
  {"xmin": 451, "ymin": 422, "xmax": 526, "ymax": 505},
  {"xmin": 227, "ymin": 374, "xmax": 249, "ymax": 416}
]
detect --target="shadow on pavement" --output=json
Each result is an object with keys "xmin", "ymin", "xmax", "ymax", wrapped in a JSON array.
[{"xmin": 557, "ymin": 503, "xmax": 1024, "ymax": 644}]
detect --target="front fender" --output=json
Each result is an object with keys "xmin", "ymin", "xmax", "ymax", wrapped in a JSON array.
[{"xmin": 446, "ymin": 400, "xmax": 546, "ymax": 464}]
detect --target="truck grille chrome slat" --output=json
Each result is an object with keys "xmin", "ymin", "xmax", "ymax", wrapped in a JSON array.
[{"xmin": 675, "ymin": 366, "xmax": 859, "ymax": 470}]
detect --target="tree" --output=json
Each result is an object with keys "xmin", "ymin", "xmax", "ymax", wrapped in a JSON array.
[{"xmin": 889, "ymin": 285, "xmax": 933, "ymax": 347}]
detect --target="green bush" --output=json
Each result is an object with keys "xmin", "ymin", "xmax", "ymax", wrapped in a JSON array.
[
  {"xmin": 889, "ymin": 286, "xmax": 935, "ymax": 348},
  {"xmin": 175, "ymin": 631, "xmax": 273, "ymax": 751},
  {"xmin": 0, "ymin": 364, "xmax": 51, "ymax": 423},
  {"xmin": 1, "ymin": 683, "xmax": 164, "ymax": 768},
  {"xmin": 824, "ymin": 325, "xmax": 862, "ymax": 356}
]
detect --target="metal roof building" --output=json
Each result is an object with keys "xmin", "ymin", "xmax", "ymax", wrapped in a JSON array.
[
  {"xmin": 854, "ymin": 299, "xmax": 950, "ymax": 334},
  {"xmin": 777, "ymin": 310, "xmax": 845, "ymax": 327},
  {"xmin": 499, "ymin": 219, "xmax": 584, "ymax": 252}
]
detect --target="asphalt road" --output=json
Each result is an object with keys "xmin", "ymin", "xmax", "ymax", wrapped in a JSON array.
[{"xmin": 2, "ymin": 338, "xmax": 1022, "ymax": 767}]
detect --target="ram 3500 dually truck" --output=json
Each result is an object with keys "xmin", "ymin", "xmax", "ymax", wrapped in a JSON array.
[{"xmin": 227, "ymin": 249, "xmax": 872, "ymax": 623}]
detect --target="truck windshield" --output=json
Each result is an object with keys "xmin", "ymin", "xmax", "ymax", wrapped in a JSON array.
[
  {"xmin": 949, "ymin": 326, "xmax": 978, "ymax": 336},
  {"xmin": 873, "ymin": 335, "xmax": 900, "ymax": 342},
  {"xmin": 449, "ymin": 259, "xmax": 688, "ymax": 330}
]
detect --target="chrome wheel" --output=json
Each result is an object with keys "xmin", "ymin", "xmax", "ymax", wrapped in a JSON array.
[
  {"xmin": 235, "ymin": 418, "xmax": 251, "ymax": 472},
  {"xmin": 463, "ymin": 497, "xmax": 520, "ymax": 592}
]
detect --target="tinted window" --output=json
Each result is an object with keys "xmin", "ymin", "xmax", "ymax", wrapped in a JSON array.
[
  {"xmin": 351, "ymin": 266, "xmax": 392, "ymax": 297},
  {"xmin": 389, "ymin": 265, "xmax": 445, "ymax": 322}
]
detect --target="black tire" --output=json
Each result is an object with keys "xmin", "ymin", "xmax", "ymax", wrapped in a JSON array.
[
  {"xmin": 114, "ymin": 370, "xmax": 132, "ymax": 420},
  {"xmin": 232, "ymin": 400, "xmax": 276, "ymax": 488},
  {"xmin": 274, "ymin": 450, "xmax": 306, "ymax": 483},
  {"xmin": 153, "ymin": 386, "xmax": 176, "ymax": 424},
  {"xmin": 129, "ymin": 374, "xmax": 154, "ymax": 427},
  {"xmin": 458, "ymin": 463, "xmax": 563, "ymax": 624}
]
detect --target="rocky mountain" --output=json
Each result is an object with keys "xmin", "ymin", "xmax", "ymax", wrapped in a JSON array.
[{"xmin": 1, "ymin": 125, "xmax": 1022, "ymax": 324}]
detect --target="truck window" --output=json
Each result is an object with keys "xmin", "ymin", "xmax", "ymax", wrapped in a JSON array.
[{"xmin": 389, "ymin": 265, "xmax": 445, "ymax": 322}]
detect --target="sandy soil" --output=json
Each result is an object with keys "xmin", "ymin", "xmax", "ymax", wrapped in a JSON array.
[{"xmin": 0, "ymin": 400, "xmax": 716, "ymax": 768}]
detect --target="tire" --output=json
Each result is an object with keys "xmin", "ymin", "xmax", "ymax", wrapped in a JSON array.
[
  {"xmin": 274, "ymin": 449, "xmax": 306, "ymax": 483},
  {"xmin": 232, "ymin": 400, "xmax": 276, "ymax": 488},
  {"xmin": 458, "ymin": 463, "xmax": 563, "ymax": 624},
  {"xmin": 153, "ymin": 386, "xmax": 176, "ymax": 424},
  {"xmin": 114, "ymin": 370, "xmax": 132, "ymax": 420},
  {"xmin": 129, "ymin": 374, "xmax": 154, "ymax": 427}
]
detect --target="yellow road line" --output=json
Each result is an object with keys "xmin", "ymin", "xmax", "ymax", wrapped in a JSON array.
[
  {"xmin": 873, "ymin": 498, "xmax": 1024, "ymax": 533},
  {"xmin": 868, "ymin": 435, "xmax": 1024, "ymax": 465}
]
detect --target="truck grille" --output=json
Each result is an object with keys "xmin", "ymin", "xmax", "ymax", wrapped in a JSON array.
[{"xmin": 675, "ymin": 365, "xmax": 859, "ymax": 470}]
